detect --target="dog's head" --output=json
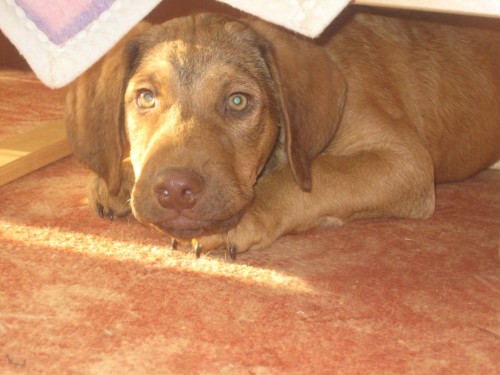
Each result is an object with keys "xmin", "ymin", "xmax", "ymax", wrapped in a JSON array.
[{"xmin": 66, "ymin": 14, "xmax": 346, "ymax": 238}]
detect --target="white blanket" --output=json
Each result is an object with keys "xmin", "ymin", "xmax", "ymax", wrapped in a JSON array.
[
  {"xmin": 0, "ymin": 0, "xmax": 349, "ymax": 88},
  {"xmin": 1, "ymin": 0, "xmax": 499, "ymax": 88}
]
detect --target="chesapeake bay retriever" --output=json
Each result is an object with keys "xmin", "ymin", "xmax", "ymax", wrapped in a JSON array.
[{"xmin": 66, "ymin": 8, "xmax": 500, "ymax": 259}]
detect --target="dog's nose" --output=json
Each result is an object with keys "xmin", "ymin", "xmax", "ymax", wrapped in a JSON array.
[{"xmin": 153, "ymin": 169, "xmax": 204, "ymax": 211}]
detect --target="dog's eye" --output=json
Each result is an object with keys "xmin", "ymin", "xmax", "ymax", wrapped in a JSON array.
[
  {"xmin": 137, "ymin": 90, "xmax": 156, "ymax": 109},
  {"xmin": 227, "ymin": 94, "xmax": 248, "ymax": 112}
]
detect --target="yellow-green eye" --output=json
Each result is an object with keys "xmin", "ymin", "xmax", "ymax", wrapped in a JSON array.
[
  {"xmin": 137, "ymin": 90, "xmax": 156, "ymax": 109},
  {"xmin": 227, "ymin": 94, "xmax": 248, "ymax": 111}
]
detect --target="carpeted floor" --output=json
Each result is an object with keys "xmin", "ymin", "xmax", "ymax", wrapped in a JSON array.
[
  {"xmin": 0, "ymin": 69, "xmax": 66, "ymax": 141},
  {"xmin": 1, "ymin": 70, "xmax": 499, "ymax": 374}
]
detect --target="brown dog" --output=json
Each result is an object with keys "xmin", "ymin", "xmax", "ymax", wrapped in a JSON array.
[{"xmin": 66, "ymin": 8, "xmax": 500, "ymax": 258}]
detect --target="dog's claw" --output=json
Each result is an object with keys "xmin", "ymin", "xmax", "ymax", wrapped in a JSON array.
[
  {"xmin": 229, "ymin": 245, "xmax": 237, "ymax": 260},
  {"xmin": 96, "ymin": 203, "xmax": 105, "ymax": 218},
  {"xmin": 195, "ymin": 243, "xmax": 202, "ymax": 258},
  {"xmin": 171, "ymin": 238, "xmax": 178, "ymax": 250},
  {"xmin": 96, "ymin": 203, "xmax": 114, "ymax": 220}
]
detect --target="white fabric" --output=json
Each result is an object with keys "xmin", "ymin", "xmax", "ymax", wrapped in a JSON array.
[
  {"xmin": 0, "ymin": 0, "xmax": 163, "ymax": 88},
  {"xmin": 0, "ymin": 0, "xmax": 350, "ymax": 88},
  {"xmin": 218, "ymin": 0, "xmax": 350, "ymax": 37}
]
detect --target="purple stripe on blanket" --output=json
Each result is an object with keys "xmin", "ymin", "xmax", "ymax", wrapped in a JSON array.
[{"xmin": 15, "ymin": 0, "xmax": 117, "ymax": 45}]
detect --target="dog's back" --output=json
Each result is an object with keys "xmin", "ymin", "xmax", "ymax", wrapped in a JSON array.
[{"xmin": 325, "ymin": 8, "xmax": 500, "ymax": 182}]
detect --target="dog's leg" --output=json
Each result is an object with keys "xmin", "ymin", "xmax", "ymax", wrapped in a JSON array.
[
  {"xmin": 87, "ymin": 159, "xmax": 133, "ymax": 219},
  {"xmin": 197, "ymin": 143, "xmax": 436, "ymax": 255}
]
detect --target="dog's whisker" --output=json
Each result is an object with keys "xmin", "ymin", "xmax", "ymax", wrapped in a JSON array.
[{"xmin": 202, "ymin": 249, "xmax": 213, "ymax": 258}]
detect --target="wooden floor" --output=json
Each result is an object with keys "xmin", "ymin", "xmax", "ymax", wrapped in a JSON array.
[{"xmin": 0, "ymin": 120, "xmax": 70, "ymax": 186}]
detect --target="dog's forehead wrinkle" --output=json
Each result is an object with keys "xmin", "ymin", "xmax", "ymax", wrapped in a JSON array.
[
  {"xmin": 140, "ymin": 24, "xmax": 270, "ymax": 90},
  {"xmin": 172, "ymin": 19, "xmax": 264, "ymax": 68},
  {"xmin": 160, "ymin": 40, "xmax": 219, "ymax": 87},
  {"xmin": 134, "ymin": 15, "xmax": 265, "ymax": 79}
]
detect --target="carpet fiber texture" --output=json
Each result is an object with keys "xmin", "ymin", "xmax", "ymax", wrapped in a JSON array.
[{"xmin": 0, "ymin": 71, "xmax": 499, "ymax": 374}]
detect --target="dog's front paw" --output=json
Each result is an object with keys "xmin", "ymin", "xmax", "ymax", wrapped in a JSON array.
[
  {"xmin": 87, "ymin": 173, "xmax": 131, "ymax": 220},
  {"xmin": 194, "ymin": 210, "xmax": 279, "ymax": 260},
  {"xmin": 189, "ymin": 234, "xmax": 237, "ymax": 260}
]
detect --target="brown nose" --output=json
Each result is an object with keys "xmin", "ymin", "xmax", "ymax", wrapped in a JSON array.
[{"xmin": 153, "ymin": 169, "xmax": 204, "ymax": 211}]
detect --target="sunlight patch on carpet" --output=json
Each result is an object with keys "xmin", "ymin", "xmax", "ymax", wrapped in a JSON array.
[{"xmin": 1, "ymin": 220, "xmax": 315, "ymax": 294}]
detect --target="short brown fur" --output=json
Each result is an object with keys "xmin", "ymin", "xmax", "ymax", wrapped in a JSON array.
[{"xmin": 66, "ymin": 8, "xmax": 500, "ymax": 255}]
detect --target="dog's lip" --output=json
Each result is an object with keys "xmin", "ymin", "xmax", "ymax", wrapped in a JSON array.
[{"xmin": 153, "ymin": 211, "xmax": 243, "ymax": 239}]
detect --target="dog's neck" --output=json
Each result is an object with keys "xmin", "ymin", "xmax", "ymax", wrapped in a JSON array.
[{"xmin": 261, "ymin": 125, "xmax": 287, "ymax": 178}]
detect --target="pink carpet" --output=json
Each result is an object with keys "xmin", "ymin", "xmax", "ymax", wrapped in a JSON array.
[
  {"xmin": 1, "ymin": 71, "xmax": 499, "ymax": 374},
  {"xmin": 0, "ymin": 69, "xmax": 65, "ymax": 141}
]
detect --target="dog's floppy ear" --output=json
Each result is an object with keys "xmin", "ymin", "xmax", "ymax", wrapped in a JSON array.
[
  {"xmin": 65, "ymin": 23, "xmax": 150, "ymax": 195},
  {"xmin": 253, "ymin": 21, "xmax": 347, "ymax": 191}
]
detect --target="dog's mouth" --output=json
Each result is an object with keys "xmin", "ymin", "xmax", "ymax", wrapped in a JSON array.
[{"xmin": 152, "ymin": 211, "xmax": 243, "ymax": 239}]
